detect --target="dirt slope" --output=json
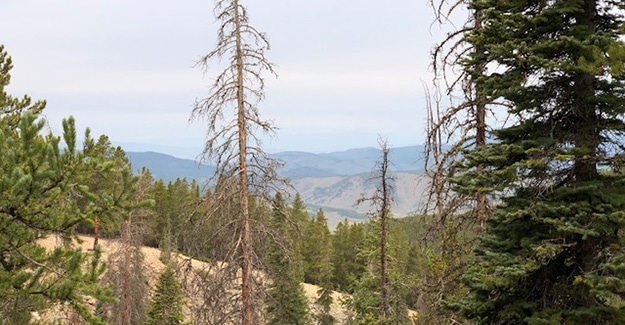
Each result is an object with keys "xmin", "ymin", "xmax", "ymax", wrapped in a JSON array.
[{"xmin": 37, "ymin": 235, "xmax": 352, "ymax": 323}]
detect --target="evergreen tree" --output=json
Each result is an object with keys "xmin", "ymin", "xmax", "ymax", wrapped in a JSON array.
[
  {"xmin": 309, "ymin": 209, "xmax": 336, "ymax": 325},
  {"xmin": 0, "ymin": 45, "xmax": 114, "ymax": 323},
  {"xmin": 290, "ymin": 193, "xmax": 311, "ymax": 279},
  {"xmin": 303, "ymin": 209, "xmax": 333, "ymax": 285},
  {"xmin": 331, "ymin": 220, "xmax": 350, "ymax": 291},
  {"xmin": 452, "ymin": 1, "xmax": 625, "ymax": 323},
  {"xmin": 265, "ymin": 193, "xmax": 312, "ymax": 325},
  {"xmin": 165, "ymin": 178, "xmax": 199, "ymax": 256},
  {"xmin": 331, "ymin": 220, "xmax": 367, "ymax": 292},
  {"xmin": 75, "ymin": 134, "xmax": 139, "ymax": 249},
  {"xmin": 145, "ymin": 266, "xmax": 185, "ymax": 325},
  {"xmin": 0, "ymin": 46, "xmax": 45, "ymax": 125},
  {"xmin": 313, "ymin": 285, "xmax": 335, "ymax": 325},
  {"xmin": 346, "ymin": 220, "xmax": 411, "ymax": 325}
]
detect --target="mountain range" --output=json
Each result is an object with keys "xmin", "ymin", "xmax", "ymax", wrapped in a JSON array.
[
  {"xmin": 126, "ymin": 146, "xmax": 431, "ymax": 228},
  {"xmin": 272, "ymin": 146, "xmax": 427, "ymax": 177}
]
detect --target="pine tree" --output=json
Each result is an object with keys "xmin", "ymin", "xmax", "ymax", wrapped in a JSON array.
[
  {"xmin": 145, "ymin": 266, "xmax": 185, "ymax": 325},
  {"xmin": 313, "ymin": 285, "xmax": 335, "ymax": 325},
  {"xmin": 331, "ymin": 220, "xmax": 367, "ymax": 292},
  {"xmin": 290, "ymin": 193, "xmax": 311, "ymax": 279},
  {"xmin": 309, "ymin": 209, "xmax": 336, "ymax": 325},
  {"xmin": 346, "ymin": 220, "xmax": 411, "ymax": 325},
  {"xmin": 74, "ymin": 134, "xmax": 140, "ymax": 251},
  {"xmin": 452, "ymin": 1, "xmax": 625, "ymax": 323},
  {"xmin": 265, "ymin": 193, "xmax": 312, "ymax": 325},
  {"xmin": 0, "ymin": 45, "xmax": 114, "ymax": 323},
  {"xmin": 303, "ymin": 209, "xmax": 333, "ymax": 285}
]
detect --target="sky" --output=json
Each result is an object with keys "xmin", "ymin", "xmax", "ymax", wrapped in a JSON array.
[{"xmin": 1, "ymin": 0, "xmax": 453, "ymax": 159}]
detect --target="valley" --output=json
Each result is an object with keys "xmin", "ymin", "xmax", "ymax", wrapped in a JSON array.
[{"xmin": 126, "ymin": 145, "xmax": 431, "ymax": 227}]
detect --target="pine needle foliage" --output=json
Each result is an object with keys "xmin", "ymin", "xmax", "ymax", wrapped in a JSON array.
[
  {"xmin": 302, "ymin": 209, "xmax": 333, "ymax": 286},
  {"xmin": 0, "ymin": 45, "xmax": 116, "ymax": 324},
  {"xmin": 449, "ymin": 1, "xmax": 625, "ymax": 323},
  {"xmin": 313, "ymin": 284, "xmax": 336, "ymax": 325},
  {"xmin": 308, "ymin": 209, "xmax": 336, "ymax": 325},
  {"xmin": 265, "ymin": 193, "xmax": 312, "ymax": 325},
  {"xmin": 145, "ymin": 266, "xmax": 185, "ymax": 325}
]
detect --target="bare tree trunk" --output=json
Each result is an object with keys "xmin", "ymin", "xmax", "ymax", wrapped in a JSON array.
[
  {"xmin": 473, "ymin": 9, "xmax": 488, "ymax": 231},
  {"xmin": 418, "ymin": 1, "xmax": 497, "ymax": 322},
  {"xmin": 192, "ymin": 0, "xmax": 281, "ymax": 321},
  {"xmin": 120, "ymin": 219, "xmax": 132, "ymax": 325},
  {"xmin": 379, "ymin": 144, "xmax": 390, "ymax": 321},
  {"xmin": 425, "ymin": 0, "xmax": 497, "ymax": 235},
  {"xmin": 233, "ymin": 1, "xmax": 253, "ymax": 322},
  {"xmin": 358, "ymin": 138, "xmax": 394, "ymax": 322},
  {"xmin": 93, "ymin": 215, "xmax": 99, "ymax": 250}
]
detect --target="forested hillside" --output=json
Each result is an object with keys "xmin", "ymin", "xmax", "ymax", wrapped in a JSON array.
[{"xmin": 2, "ymin": 0, "xmax": 625, "ymax": 324}]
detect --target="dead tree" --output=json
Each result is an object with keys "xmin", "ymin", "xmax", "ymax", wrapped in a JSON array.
[
  {"xmin": 357, "ymin": 138, "xmax": 394, "ymax": 322},
  {"xmin": 99, "ymin": 172, "xmax": 152, "ymax": 325},
  {"xmin": 191, "ymin": 1, "xmax": 285, "ymax": 323},
  {"xmin": 417, "ymin": 1, "xmax": 509, "ymax": 322},
  {"xmin": 98, "ymin": 219, "xmax": 149, "ymax": 325},
  {"xmin": 425, "ymin": 0, "xmax": 495, "ymax": 232}
]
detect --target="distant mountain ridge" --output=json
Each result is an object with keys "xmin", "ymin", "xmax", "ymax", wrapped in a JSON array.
[
  {"xmin": 126, "ymin": 151, "xmax": 213, "ymax": 183},
  {"xmin": 125, "ymin": 146, "xmax": 430, "ymax": 226},
  {"xmin": 271, "ymin": 145, "xmax": 426, "ymax": 177},
  {"xmin": 127, "ymin": 145, "xmax": 427, "ymax": 181}
]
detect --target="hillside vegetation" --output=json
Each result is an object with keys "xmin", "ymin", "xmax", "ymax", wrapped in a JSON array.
[{"xmin": 36, "ymin": 236, "xmax": 359, "ymax": 324}]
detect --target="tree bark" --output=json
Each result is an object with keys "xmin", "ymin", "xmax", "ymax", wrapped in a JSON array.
[
  {"xmin": 474, "ymin": 8, "xmax": 488, "ymax": 230},
  {"xmin": 233, "ymin": 1, "xmax": 253, "ymax": 323},
  {"xmin": 379, "ymin": 145, "xmax": 390, "ymax": 321}
]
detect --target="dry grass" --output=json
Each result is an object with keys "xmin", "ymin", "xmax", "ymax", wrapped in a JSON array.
[{"xmin": 37, "ymin": 235, "xmax": 352, "ymax": 323}]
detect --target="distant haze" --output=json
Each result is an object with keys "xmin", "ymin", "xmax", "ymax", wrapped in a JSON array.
[{"xmin": 1, "ymin": 0, "xmax": 447, "ymax": 156}]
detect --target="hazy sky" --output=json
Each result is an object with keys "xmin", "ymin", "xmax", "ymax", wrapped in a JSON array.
[{"xmin": 2, "ymin": 1, "xmax": 451, "ymax": 159}]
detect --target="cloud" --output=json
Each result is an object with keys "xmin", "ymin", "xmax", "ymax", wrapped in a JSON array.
[
  {"xmin": 10, "ymin": 67, "xmax": 204, "ymax": 95},
  {"xmin": 1, "ymin": 0, "xmax": 440, "ymax": 154},
  {"xmin": 268, "ymin": 57, "xmax": 423, "ymax": 95}
]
